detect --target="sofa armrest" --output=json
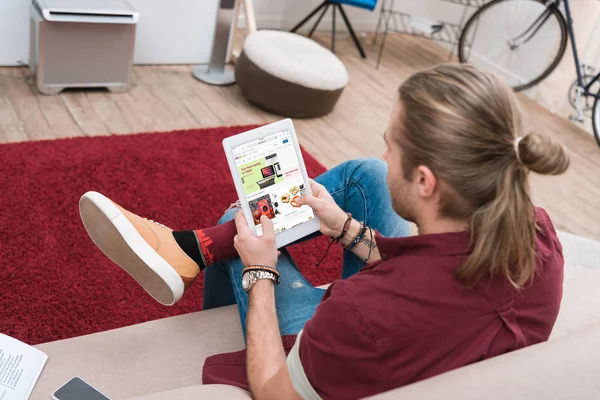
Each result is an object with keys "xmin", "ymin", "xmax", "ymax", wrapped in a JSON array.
[
  {"xmin": 549, "ymin": 232, "xmax": 600, "ymax": 339},
  {"xmin": 558, "ymin": 231, "xmax": 600, "ymax": 270},
  {"xmin": 368, "ymin": 323, "xmax": 600, "ymax": 400},
  {"xmin": 551, "ymin": 267, "xmax": 600, "ymax": 339}
]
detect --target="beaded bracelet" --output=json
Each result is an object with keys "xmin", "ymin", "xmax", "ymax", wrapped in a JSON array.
[
  {"xmin": 345, "ymin": 223, "xmax": 368, "ymax": 251},
  {"xmin": 336, "ymin": 213, "xmax": 353, "ymax": 243},
  {"xmin": 244, "ymin": 265, "xmax": 279, "ymax": 276},
  {"xmin": 364, "ymin": 227, "xmax": 374, "ymax": 262}
]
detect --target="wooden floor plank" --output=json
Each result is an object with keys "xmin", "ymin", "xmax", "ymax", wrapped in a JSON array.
[
  {"xmin": 0, "ymin": 71, "xmax": 28, "ymax": 143},
  {"xmin": 181, "ymin": 96, "xmax": 223, "ymax": 128},
  {"xmin": 60, "ymin": 91, "xmax": 110, "ymax": 136},
  {"xmin": 3, "ymin": 68, "xmax": 53, "ymax": 140},
  {"xmin": 135, "ymin": 66, "xmax": 200, "ymax": 131},
  {"xmin": 109, "ymin": 90, "xmax": 154, "ymax": 133},
  {"xmin": 20, "ymin": 71, "xmax": 83, "ymax": 140},
  {"xmin": 85, "ymin": 90, "xmax": 133, "ymax": 135},
  {"xmin": 147, "ymin": 65, "xmax": 221, "ymax": 128},
  {"xmin": 122, "ymin": 69, "xmax": 179, "ymax": 133}
]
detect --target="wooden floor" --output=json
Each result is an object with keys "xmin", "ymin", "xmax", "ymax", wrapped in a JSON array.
[{"xmin": 1, "ymin": 33, "xmax": 600, "ymax": 240}]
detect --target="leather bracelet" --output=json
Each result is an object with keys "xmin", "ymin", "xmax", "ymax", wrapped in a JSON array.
[
  {"xmin": 243, "ymin": 265, "xmax": 279, "ymax": 276},
  {"xmin": 344, "ymin": 222, "xmax": 368, "ymax": 250},
  {"xmin": 364, "ymin": 227, "xmax": 374, "ymax": 262},
  {"xmin": 335, "ymin": 213, "xmax": 353, "ymax": 243},
  {"xmin": 316, "ymin": 212, "xmax": 352, "ymax": 267}
]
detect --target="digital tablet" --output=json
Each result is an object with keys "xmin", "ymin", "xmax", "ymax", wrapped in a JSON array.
[{"xmin": 222, "ymin": 119, "xmax": 321, "ymax": 248}]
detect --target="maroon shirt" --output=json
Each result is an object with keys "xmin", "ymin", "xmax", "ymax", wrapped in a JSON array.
[{"xmin": 203, "ymin": 207, "xmax": 564, "ymax": 399}]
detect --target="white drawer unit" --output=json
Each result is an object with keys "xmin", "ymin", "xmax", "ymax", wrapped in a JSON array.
[{"xmin": 29, "ymin": 0, "xmax": 139, "ymax": 95}]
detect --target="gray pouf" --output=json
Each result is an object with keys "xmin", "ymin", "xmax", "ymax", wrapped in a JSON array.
[{"xmin": 236, "ymin": 30, "xmax": 349, "ymax": 118}]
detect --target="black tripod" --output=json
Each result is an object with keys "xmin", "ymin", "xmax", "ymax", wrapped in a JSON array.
[{"xmin": 290, "ymin": 1, "xmax": 367, "ymax": 59}]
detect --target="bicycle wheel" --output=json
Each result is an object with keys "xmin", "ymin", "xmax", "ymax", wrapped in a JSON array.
[
  {"xmin": 591, "ymin": 95, "xmax": 600, "ymax": 147},
  {"xmin": 458, "ymin": 0, "xmax": 568, "ymax": 92}
]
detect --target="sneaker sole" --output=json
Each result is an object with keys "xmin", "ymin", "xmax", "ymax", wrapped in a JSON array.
[{"xmin": 79, "ymin": 191, "xmax": 185, "ymax": 306}]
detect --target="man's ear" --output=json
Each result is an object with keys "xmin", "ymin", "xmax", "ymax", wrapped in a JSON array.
[{"xmin": 415, "ymin": 165, "xmax": 437, "ymax": 199}]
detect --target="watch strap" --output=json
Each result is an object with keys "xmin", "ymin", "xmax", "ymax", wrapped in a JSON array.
[{"xmin": 243, "ymin": 269, "xmax": 278, "ymax": 292}]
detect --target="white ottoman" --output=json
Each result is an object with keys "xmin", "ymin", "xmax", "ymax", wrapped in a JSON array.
[{"xmin": 235, "ymin": 30, "xmax": 349, "ymax": 118}]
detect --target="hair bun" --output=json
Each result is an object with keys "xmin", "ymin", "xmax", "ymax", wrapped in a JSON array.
[{"xmin": 517, "ymin": 132, "xmax": 569, "ymax": 175}]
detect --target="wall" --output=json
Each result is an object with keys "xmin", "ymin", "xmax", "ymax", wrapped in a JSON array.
[
  {"xmin": 0, "ymin": 0, "xmax": 428, "ymax": 66},
  {"xmin": 128, "ymin": 0, "xmax": 218, "ymax": 64},
  {"xmin": 251, "ymin": 0, "xmax": 465, "ymax": 32},
  {"xmin": 0, "ymin": 0, "xmax": 486, "ymax": 66},
  {"xmin": 0, "ymin": 0, "xmax": 30, "ymax": 66},
  {"xmin": 0, "ymin": 0, "xmax": 219, "ymax": 66}
]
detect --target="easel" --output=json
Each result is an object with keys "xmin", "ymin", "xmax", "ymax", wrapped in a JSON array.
[{"xmin": 227, "ymin": 0, "xmax": 257, "ymax": 63}]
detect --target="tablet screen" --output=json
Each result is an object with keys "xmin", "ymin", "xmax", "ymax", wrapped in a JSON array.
[{"xmin": 232, "ymin": 129, "xmax": 315, "ymax": 236}]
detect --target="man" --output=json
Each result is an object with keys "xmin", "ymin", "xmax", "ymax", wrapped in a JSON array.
[{"xmin": 80, "ymin": 64, "xmax": 569, "ymax": 399}]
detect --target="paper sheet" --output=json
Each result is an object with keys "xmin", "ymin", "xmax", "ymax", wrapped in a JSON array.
[{"xmin": 0, "ymin": 334, "xmax": 48, "ymax": 400}]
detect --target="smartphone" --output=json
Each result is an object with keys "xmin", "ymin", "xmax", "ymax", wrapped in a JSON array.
[{"xmin": 52, "ymin": 377, "xmax": 110, "ymax": 400}]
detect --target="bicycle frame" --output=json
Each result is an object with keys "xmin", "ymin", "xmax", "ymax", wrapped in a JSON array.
[
  {"xmin": 510, "ymin": 1, "xmax": 560, "ymax": 48},
  {"xmin": 512, "ymin": 0, "xmax": 600, "ymax": 99},
  {"xmin": 563, "ymin": 0, "xmax": 600, "ymax": 98}
]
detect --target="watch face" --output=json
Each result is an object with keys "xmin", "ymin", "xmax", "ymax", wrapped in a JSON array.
[{"xmin": 242, "ymin": 272, "xmax": 251, "ymax": 290}]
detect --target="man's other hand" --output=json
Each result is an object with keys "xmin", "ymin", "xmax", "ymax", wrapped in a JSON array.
[{"xmin": 296, "ymin": 179, "xmax": 348, "ymax": 238}]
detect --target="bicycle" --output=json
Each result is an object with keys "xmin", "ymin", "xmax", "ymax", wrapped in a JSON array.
[{"xmin": 457, "ymin": 0, "xmax": 600, "ymax": 147}]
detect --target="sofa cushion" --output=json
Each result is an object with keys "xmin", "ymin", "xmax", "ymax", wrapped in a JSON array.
[
  {"xmin": 125, "ymin": 384, "xmax": 250, "ymax": 400},
  {"xmin": 32, "ymin": 306, "xmax": 245, "ymax": 400}
]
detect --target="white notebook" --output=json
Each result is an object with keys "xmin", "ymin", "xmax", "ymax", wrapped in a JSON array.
[{"xmin": 0, "ymin": 333, "xmax": 48, "ymax": 400}]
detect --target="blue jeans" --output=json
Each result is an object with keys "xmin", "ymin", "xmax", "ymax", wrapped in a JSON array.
[{"xmin": 203, "ymin": 158, "xmax": 410, "ymax": 338}]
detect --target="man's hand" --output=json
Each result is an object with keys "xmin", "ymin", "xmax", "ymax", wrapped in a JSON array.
[
  {"xmin": 234, "ymin": 212, "xmax": 278, "ymax": 268},
  {"xmin": 296, "ymin": 179, "xmax": 348, "ymax": 238}
]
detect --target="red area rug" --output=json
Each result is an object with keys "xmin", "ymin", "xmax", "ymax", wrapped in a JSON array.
[{"xmin": 0, "ymin": 126, "xmax": 342, "ymax": 345}]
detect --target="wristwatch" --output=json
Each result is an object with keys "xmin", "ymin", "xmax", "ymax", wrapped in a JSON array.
[{"xmin": 242, "ymin": 269, "xmax": 278, "ymax": 292}]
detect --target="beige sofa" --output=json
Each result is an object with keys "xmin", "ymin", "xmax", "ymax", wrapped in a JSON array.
[{"xmin": 31, "ymin": 231, "xmax": 600, "ymax": 400}]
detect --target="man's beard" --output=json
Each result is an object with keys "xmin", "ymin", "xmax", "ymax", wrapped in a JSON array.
[{"xmin": 390, "ymin": 180, "xmax": 417, "ymax": 224}]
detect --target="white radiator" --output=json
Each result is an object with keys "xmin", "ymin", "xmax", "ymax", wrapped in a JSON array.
[{"xmin": 29, "ymin": 0, "xmax": 139, "ymax": 94}]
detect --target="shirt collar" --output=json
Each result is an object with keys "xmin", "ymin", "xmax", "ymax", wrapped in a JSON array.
[{"xmin": 376, "ymin": 230, "xmax": 472, "ymax": 260}]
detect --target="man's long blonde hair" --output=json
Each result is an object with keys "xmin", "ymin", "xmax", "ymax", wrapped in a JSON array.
[{"xmin": 397, "ymin": 64, "xmax": 569, "ymax": 287}]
